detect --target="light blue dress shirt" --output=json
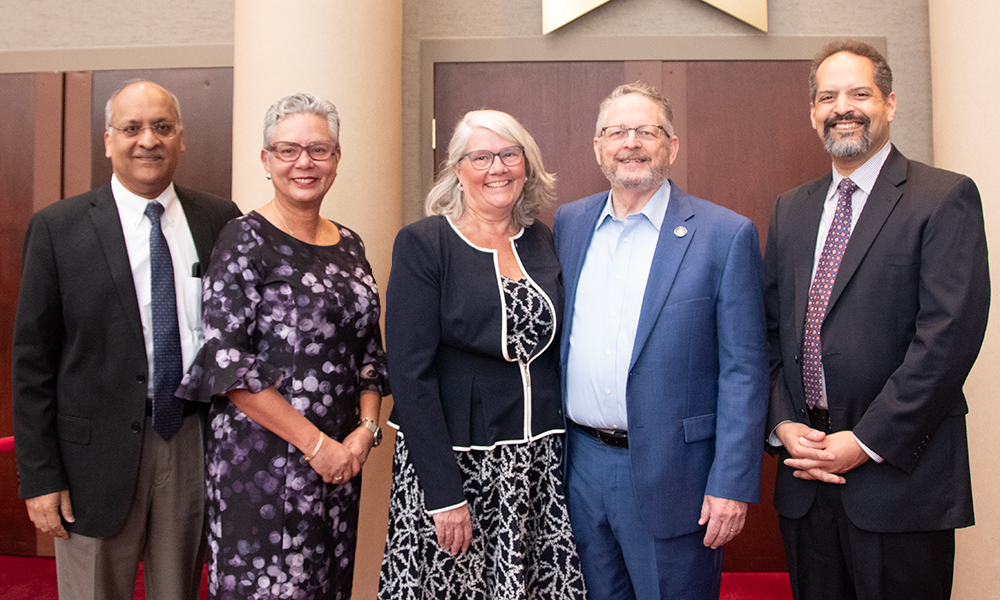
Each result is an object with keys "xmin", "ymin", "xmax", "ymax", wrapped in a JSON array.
[{"xmin": 565, "ymin": 182, "xmax": 671, "ymax": 430}]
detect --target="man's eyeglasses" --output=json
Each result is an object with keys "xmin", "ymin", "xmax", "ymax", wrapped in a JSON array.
[
  {"xmin": 461, "ymin": 145, "xmax": 525, "ymax": 171},
  {"xmin": 110, "ymin": 122, "xmax": 179, "ymax": 139},
  {"xmin": 267, "ymin": 141, "xmax": 338, "ymax": 162},
  {"xmin": 600, "ymin": 125, "xmax": 668, "ymax": 143}
]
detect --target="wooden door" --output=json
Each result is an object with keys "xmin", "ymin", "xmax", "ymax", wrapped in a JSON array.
[{"xmin": 434, "ymin": 60, "xmax": 831, "ymax": 571}]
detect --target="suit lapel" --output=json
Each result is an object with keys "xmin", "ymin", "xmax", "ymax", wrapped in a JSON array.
[
  {"xmin": 176, "ymin": 187, "xmax": 215, "ymax": 266},
  {"xmin": 791, "ymin": 176, "xmax": 831, "ymax": 346},
  {"xmin": 88, "ymin": 184, "xmax": 144, "ymax": 344},
  {"xmin": 630, "ymin": 185, "xmax": 694, "ymax": 368},
  {"xmin": 560, "ymin": 192, "xmax": 607, "ymax": 365},
  {"xmin": 827, "ymin": 148, "xmax": 906, "ymax": 314}
]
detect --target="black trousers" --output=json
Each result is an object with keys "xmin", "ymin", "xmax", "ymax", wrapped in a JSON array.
[{"xmin": 779, "ymin": 483, "xmax": 955, "ymax": 600}]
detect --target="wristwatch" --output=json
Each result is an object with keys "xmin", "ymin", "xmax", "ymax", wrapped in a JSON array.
[{"xmin": 357, "ymin": 418, "xmax": 382, "ymax": 447}]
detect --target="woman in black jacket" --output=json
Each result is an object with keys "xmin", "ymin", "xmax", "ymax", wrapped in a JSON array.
[{"xmin": 379, "ymin": 110, "xmax": 586, "ymax": 599}]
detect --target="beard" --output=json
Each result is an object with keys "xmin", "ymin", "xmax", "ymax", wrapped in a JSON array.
[
  {"xmin": 600, "ymin": 149, "xmax": 670, "ymax": 190},
  {"xmin": 823, "ymin": 112, "xmax": 872, "ymax": 157}
]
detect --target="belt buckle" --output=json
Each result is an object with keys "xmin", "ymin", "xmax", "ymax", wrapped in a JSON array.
[{"xmin": 596, "ymin": 428, "xmax": 628, "ymax": 448}]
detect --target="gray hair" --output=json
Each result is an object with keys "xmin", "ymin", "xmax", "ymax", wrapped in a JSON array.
[
  {"xmin": 104, "ymin": 80, "xmax": 183, "ymax": 134},
  {"xmin": 425, "ymin": 110, "xmax": 555, "ymax": 230},
  {"xmin": 809, "ymin": 40, "xmax": 893, "ymax": 102},
  {"xmin": 595, "ymin": 81, "xmax": 675, "ymax": 138},
  {"xmin": 263, "ymin": 93, "xmax": 340, "ymax": 148}
]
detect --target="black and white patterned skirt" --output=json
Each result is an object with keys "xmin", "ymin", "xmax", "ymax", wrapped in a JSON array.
[{"xmin": 378, "ymin": 433, "xmax": 587, "ymax": 599}]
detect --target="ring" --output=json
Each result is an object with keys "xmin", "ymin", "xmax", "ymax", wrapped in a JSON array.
[{"xmin": 334, "ymin": 476, "xmax": 342, "ymax": 482}]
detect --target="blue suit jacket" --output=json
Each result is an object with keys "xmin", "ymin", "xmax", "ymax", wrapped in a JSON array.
[{"xmin": 554, "ymin": 182, "xmax": 769, "ymax": 539}]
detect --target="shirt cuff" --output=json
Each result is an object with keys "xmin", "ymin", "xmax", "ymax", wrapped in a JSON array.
[{"xmin": 853, "ymin": 433, "xmax": 884, "ymax": 463}]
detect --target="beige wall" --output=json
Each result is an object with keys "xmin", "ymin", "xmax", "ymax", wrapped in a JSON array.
[{"xmin": 929, "ymin": 1, "xmax": 1000, "ymax": 598}]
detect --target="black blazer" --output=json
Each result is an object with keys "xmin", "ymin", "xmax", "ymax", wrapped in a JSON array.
[
  {"xmin": 385, "ymin": 215, "xmax": 565, "ymax": 512},
  {"xmin": 765, "ymin": 147, "xmax": 989, "ymax": 532},
  {"xmin": 12, "ymin": 183, "xmax": 241, "ymax": 538}
]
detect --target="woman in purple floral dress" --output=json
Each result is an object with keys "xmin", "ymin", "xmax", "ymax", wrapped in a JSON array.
[{"xmin": 180, "ymin": 93, "xmax": 388, "ymax": 599}]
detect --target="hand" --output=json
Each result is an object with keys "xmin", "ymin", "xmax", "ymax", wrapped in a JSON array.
[
  {"xmin": 432, "ymin": 505, "xmax": 472, "ymax": 555},
  {"xmin": 341, "ymin": 426, "xmax": 376, "ymax": 469},
  {"xmin": 307, "ymin": 435, "xmax": 362, "ymax": 485},
  {"xmin": 783, "ymin": 430, "xmax": 869, "ymax": 483},
  {"xmin": 26, "ymin": 490, "xmax": 74, "ymax": 539},
  {"xmin": 698, "ymin": 495, "xmax": 747, "ymax": 549}
]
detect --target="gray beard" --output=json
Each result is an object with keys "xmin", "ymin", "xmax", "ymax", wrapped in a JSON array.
[
  {"xmin": 824, "ymin": 122, "xmax": 872, "ymax": 157},
  {"xmin": 601, "ymin": 159, "xmax": 670, "ymax": 191}
]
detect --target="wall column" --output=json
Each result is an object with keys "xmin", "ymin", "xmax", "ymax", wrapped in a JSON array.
[
  {"xmin": 233, "ymin": 1, "xmax": 402, "ymax": 596},
  {"xmin": 929, "ymin": 1, "xmax": 1000, "ymax": 596}
]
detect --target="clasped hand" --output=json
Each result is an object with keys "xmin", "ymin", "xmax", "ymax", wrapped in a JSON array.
[
  {"xmin": 775, "ymin": 422, "xmax": 869, "ymax": 484},
  {"xmin": 306, "ymin": 428, "xmax": 375, "ymax": 484}
]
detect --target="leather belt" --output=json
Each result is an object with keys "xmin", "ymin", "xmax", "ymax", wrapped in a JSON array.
[
  {"xmin": 808, "ymin": 407, "xmax": 831, "ymax": 433},
  {"xmin": 570, "ymin": 420, "xmax": 629, "ymax": 448}
]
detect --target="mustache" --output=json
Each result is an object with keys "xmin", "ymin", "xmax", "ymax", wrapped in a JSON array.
[
  {"xmin": 614, "ymin": 150, "xmax": 650, "ymax": 161},
  {"xmin": 824, "ymin": 112, "xmax": 871, "ymax": 132}
]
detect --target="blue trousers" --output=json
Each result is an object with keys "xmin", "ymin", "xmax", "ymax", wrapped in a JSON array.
[{"xmin": 566, "ymin": 424, "xmax": 722, "ymax": 600}]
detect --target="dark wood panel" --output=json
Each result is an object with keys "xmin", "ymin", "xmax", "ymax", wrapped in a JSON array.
[
  {"xmin": 0, "ymin": 72, "xmax": 56, "ymax": 557},
  {"xmin": 63, "ymin": 71, "xmax": 93, "ymax": 199},
  {"xmin": 90, "ymin": 68, "xmax": 234, "ymax": 201},
  {"xmin": 684, "ymin": 61, "xmax": 831, "ymax": 252},
  {"xmin": 434, "ymin": 61, "xmax": 623, "ymax": 227}
]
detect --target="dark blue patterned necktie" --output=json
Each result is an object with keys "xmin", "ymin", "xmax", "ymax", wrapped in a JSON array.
[{"xmin": 145, "ymin": 201, "xmax": 184, "ymax": 440}]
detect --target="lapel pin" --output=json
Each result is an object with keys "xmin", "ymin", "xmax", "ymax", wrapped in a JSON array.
[{"xmin": 674, "ymin": 226, "xmax": 688, "ymax": 238}]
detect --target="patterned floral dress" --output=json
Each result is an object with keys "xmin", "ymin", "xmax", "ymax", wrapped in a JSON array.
[{"xmin": 179, "ymin": 212, "xmax": 388, "ymax": 600}]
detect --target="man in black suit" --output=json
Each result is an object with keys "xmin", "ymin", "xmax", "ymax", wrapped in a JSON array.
[
  {"xmin": 12, "ymin": 81, "xmax": 240, "ymax": 599},
  {"xmin": 765, "ymin": 40, "xmax": 989, "ymax": 600}
]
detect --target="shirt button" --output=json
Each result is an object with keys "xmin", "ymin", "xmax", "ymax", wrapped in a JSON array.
[
  {"xmin": 610, "ymin": 311, "xmax": 617, "ymax": 317},
  {"xmin": 605, "ymin": 389, "xmax": 612, "ymax": 395},
  {"xmin": 605, "ymin": 350, "xmax": 611, "ymax": 356},
  {"xmin": 131, "ymin": 422, "xmax": 141, "ymax": 434}
]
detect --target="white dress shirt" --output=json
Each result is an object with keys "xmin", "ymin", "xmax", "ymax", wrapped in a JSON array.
[{"xmin": 111, "ymin": 174, "xmax": 202, "ymax": 397}]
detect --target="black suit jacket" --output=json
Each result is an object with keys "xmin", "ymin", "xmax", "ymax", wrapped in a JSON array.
[
  {"xmin": 765, "ymin": 147, "xmax": 989, "ymax": 533},
  {"xmin": 12, "ymin": 182, "xmax": 241, "ymax": 538}
]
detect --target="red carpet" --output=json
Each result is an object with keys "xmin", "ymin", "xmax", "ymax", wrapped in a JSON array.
[
  {"xmin": 1, "ymin": 555, "xmax": 208, "ymax": 600},
  {"xmin": 1, "ymin": 555, "xmax": 792, "ymax": 599}
]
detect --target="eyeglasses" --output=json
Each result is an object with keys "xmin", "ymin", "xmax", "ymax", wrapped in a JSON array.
[
  {"xmin": 110, "ymin": 122, "xmax": 178, "ymax": 139},
  {"xmin": 461, "ymin": 145, "xmax": 525, "ymax": 171},
  {"xmin": 267, "ymin": 141, "xmax": 338, "ymax": 162},
  {"xmin": 600, "ymin": 125, "xmax": 668, "ymax": 143}
]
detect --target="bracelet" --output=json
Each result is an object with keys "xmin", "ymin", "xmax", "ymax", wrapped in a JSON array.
[
  {"xmin": 359, "ymin": 417, "xmax": 377, "ymax": 428},
  {"xmin": 303, "ymin": 432, "xmax": 325, "ymax": 463}
]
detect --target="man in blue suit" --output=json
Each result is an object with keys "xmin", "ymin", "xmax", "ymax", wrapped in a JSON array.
[{"xmin": 554, "ymin": 82, "xmax": 768, "ymax": 599}]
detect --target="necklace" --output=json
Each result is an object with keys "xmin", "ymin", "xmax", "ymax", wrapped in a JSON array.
[{"xmin": 270, "ymin": 200, "xmax": 294, "ymax": 236}]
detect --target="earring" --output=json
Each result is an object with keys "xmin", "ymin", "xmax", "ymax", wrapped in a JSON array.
[{"xmin": 266, "ymin": 173, "xmax": 271, "ymax": 180}]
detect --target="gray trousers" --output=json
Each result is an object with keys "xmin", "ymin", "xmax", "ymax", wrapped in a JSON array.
[{"xmin": 54, "ymin": 413, "xmax": 206, "ymax": 600}]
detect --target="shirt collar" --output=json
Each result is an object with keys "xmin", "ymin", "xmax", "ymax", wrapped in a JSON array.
[
  {"xmin": 831, "ymin": 142, "xmax": 892, "ymax": 197},
  {"xmin": 111, "ymin": 174, "xmax": 180, "ymax": 230},
  {"xmin": 596, "ymin": 180, "xmax": 671, "ymax": 232}
]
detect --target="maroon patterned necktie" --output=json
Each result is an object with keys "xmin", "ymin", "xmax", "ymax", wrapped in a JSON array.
[{"xmin": 802, "ymin": 178, "xmax": 857, "ymax": 409}]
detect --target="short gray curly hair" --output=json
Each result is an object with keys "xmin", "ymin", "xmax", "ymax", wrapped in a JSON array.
[{"xmin": 263, "ymin": 92, "xmax": 340, "ymax": 148}]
